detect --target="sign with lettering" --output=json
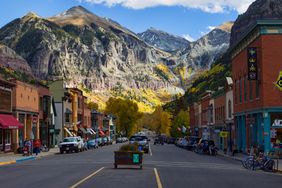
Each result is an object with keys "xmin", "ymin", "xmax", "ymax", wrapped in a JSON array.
[
  {"xmin": 272, "ymin": 119, "xmax": 282, "ymax": 127},
  {"xmin": 275, "ymin": 71, "xmax": 282, "ymax": 91},
  {"xmin": 247, "ymin": 47, "xmax": 258, "ymax": 80}
]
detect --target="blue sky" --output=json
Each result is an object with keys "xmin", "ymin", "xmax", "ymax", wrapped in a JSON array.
[{"xmin": 0, "ymin": 0, "xmax": 255, "ymax": 41}]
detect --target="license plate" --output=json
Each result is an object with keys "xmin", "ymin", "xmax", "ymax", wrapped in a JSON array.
[{"xmin": 66, "ymin": 147, "xmax": 69, "ymax": 150}]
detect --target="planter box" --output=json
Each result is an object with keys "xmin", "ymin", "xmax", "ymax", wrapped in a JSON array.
[{"xmin": 114, "ymin": 151, "xmax": 143, "ymax": 169}]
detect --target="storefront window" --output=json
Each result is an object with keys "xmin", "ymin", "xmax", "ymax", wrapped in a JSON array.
[
  {"xmin": 0, "ymin": 129, "xmax": 2, "ymax": 145},
  {"xmin": 270, "ymin": 113, "xmax": 282, "ymax": 150},
  {"xmin": 5, "ymin": 130, "xmax": 11, "ymax": 144}
]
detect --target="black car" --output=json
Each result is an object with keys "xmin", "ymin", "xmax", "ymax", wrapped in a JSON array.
[
  {"xmin": 154, "ymin": 136, "xmax": 164, "ymax": 145},
  {"xmin": 167, "ymin": 137, "xmax": 176, "ymax": 144}
]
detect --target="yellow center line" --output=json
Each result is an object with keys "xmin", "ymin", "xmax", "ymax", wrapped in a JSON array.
[
  {"xmin": 154, "ymin": 168, "xmax": 163, "ymax": 188},
  {"xmin": 70, "ymin": 167, "xmax": 104, "ymax": 188}
]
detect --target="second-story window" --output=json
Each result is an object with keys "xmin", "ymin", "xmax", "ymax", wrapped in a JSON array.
[
  {"xmin": 228, "ymin": 100, "xmax": 232, "ymax": 118},
  {"xmin": 244, "ymin": 77, "xmax": 247, "ymax": 102},
  {"xmin": 249, "ymin": 80, "xmax": 253, "ymax": 101},
  {"xmin": 256, "ymin": 80, "xmax": 260, "ymax": 98},
  {"xmin": 239, "ymin": 78, "xmax": 242, "ymax": 103}
]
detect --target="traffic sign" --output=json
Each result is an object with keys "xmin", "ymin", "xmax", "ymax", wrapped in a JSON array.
[
  {"xmin": 32, "ymin": 115, "xmax": 38, "ymax": 124},
  {"xmin": 220, "ymin": 131, "xmax": 228, "ymax": 138},
  {"xmin": 133, "ymin": 154, "xmax": 139, "ymax": 163}
]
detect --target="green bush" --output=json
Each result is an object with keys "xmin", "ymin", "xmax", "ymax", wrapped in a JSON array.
[{"xmin": 119, "ymin": 143, "xmax": 138, "ymax": 152}]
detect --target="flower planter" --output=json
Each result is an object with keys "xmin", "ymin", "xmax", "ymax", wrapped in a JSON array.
[{"xmin": 114, "ymin": 151, "xmax": 143, "ymax": 169}]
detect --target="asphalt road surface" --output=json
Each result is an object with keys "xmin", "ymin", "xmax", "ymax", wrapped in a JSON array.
[{"xmin": 0, "ymin": 142, "xmax": 281, "ymax": 188}]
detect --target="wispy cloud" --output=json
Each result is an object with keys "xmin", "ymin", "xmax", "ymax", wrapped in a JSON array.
[
  {"xmin": 182, "ymin": 34, "xmax": 195, "ymax": 42},
  {"xmin": 79, "ymin": 0, "xmax": 255, "ymax": 14}
]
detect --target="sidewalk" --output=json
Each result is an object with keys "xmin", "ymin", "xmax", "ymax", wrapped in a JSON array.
[
  {"xmin": 0, "ymin": 147, "xmax": 59, "ymax": 166},
  {"xmin": 217, "ymin": 151, "xmax": 282, "ymax": 172}
]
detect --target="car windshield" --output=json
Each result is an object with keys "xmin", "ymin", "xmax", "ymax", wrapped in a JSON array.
[
  {"xmin": 129, "ymin": 136, "xmax": 147, "ymax": 141},
  {"xmin": 63, "ymin": 138, "xmax": 76, "ymax": 142}
]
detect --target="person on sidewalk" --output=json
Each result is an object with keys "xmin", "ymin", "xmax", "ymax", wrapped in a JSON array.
[{"xmin": 33, "ymin": 139, "xmax": 41, "ymax": 156}]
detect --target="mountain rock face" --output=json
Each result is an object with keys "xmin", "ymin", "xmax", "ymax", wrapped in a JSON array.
[
  {"xmin": 0, "ymin": 44, "xmax": 33, "ymax": 75},
  {"xmin": 0, "ymin": 6, "xmax": 183, "ymax": 111},
  {"xmin": 138, "ymin": 28, "xmax": 190, "ymax": 52},
  {"xmin": 230, "ymin": 0, "xmax": 282, "ymax": 46},
  {"xmin": 177, "ymin": 22, "xmax": 233, "ymax": 71},
  {"xmin": 0, "ymin": 6, "xmax": 232, "ymax": 111}
]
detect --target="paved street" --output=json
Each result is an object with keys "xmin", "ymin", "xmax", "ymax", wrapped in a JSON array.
[{"xmin": 0, "ymin": 142, "xmax": 281, "ymax": 188}]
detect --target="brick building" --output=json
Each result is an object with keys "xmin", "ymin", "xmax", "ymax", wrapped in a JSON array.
[{"xmin": 231, "ymin": 20, "xmax": 282, "ymax": 153}]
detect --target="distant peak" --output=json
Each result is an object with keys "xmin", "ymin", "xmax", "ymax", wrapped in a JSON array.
[
  {"xmin": 216, "ymin": 21, "xmax": 234, "ymax": 32},
  {"xmin": 66, "ymin": 5, "xmax": 93, "ymax": 15},
  {"xmin": 22, "ymin": 11, "xmax": 40, "ymax": 19}
]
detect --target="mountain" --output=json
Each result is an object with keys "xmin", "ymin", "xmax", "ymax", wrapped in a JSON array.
[
  {"xmin": 230, "ymin": 0, "xmax": 282, "ymax": 46},
  {"xmin": 174, "ymin": 22, "xmax": 233, "ymax": 81},
  {"xmin": 0, "ymin": 44, "xmax": 33, "ymax": 76},
  {"xmin": 0, "ymin": 6, "xmax": 183, "ymax": 112},
  {"xmin": 137, "ymin": 28, "xmax": 190, "ymax": 52}
]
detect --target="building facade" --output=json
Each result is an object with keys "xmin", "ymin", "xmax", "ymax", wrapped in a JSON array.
[
  {"xmin": 0, "ymin": 78, "xmax": 22, "ymax": 152},
  {"xmin": 12, "ymin": 80, "xmax": 39, "ymax": 148},
  {"xmin": 232, "ymin": 20, "xmax": 282, "ymax": 153}
]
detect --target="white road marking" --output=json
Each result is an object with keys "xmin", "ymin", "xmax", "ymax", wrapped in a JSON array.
[
  {"xmin": 154, "ymin": 168, "xmax": 163, "ymax": 188},
  {"xmin": 70, "ymin": 167, "xmax": 104, "ymax": 188},
  {"xmin": 149, "ymin": 143, "xmax": 152, "ymax": 156}
]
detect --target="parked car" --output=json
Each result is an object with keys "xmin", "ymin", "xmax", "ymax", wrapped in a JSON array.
[
  {"xmin": 107, "ymin": 137, "xmax": 113, "ymax": 145},
  {"xmin": 186, "ymin": 136, "xmax": 201, "ymax": 150},
  {"xmin": 175, "ymin": 138, "xmax": 189, "ymax": 148},
  {"xmin": 116, "ymin": 137, "xmax": 123, "ymax": 143},
  {"xmin": 59, "ymin": 136, "xmax": 84, "ymax": 154},
  {"xmin": 87, "ymin": 139, "xmax": 98, "ymax": 149},
  {"xmin": 154, "ymin": 136, "xmax": 164, "ymax": 145},
  {"xmin": 102, "ymin": 137, "xmax": 109, "ymax": 146},
  {"xmin": 167, "ymin": 137, "xmax": 176, "ymax": 144},
  {"xmin": 96, "ymin": 138, "xmax": 103, "ymax": 147},
  {"xmin": 129, "ymin": 135, "xmax": 149, "ymax": 153}
]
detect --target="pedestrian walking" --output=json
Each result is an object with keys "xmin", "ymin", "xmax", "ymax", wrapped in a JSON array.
[{"xmin": 34, "ymin": 139, "xmax": 41, "ymax": 156}]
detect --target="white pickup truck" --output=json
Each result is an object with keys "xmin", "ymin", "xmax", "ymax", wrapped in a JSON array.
[{"xmin": 59, "ymin": 136, "xmax": 84, "ymax": 154}]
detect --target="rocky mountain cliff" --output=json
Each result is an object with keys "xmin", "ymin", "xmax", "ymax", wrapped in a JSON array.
[
  {"xmin": 175, "ymin": 22, "xmax": 233, "ymax": 81},
  {"xmin": 137, "ymin": 28, "xmax": 190, "ymax": 52},
  {"xmin": 230, "ymin": 0, "xmax": 282, "ymax": 46},
  {"xmin": 0, "ymin": 6, "xmax": 183, "ymax": 112},
  {"xmin": 0, "ymin": 6, "xmax": 233, "ymax": 112},
  {"xmin": 0, "ymin": 44, "xmax": 33, "ymax": 75}
]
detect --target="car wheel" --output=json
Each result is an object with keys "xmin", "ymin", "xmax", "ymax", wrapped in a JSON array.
[
  {"xmin": 75, "ymin": 148, "xmax": 79, "ymax": 153},
  {"xmin": 60, "ymin": 150, "xmax": 64, "ymax": 154}
]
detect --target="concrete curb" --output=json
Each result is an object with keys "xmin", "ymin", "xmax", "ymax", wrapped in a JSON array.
[{"xmin": 16, "ymin": 156, "xmax": 36, "ymax": 163}]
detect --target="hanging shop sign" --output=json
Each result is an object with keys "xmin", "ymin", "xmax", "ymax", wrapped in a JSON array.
[
  {"xmin": 247, "ymin": 47, "xmax": 258, "ymax": 80},
  {"xmin": 275, "ymin": 71, "xmax": 282, "ymax": 91}
]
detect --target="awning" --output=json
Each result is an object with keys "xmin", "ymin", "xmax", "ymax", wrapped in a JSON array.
[
  {"xmin": 99, "ymin": 130, "xmax": 105, "ymax": 137},
  {"xmin": 64, "ymin": 127, "xmax": 73, "ymax": 137},
  {"xmin": 79, "ymin": 127, "xmax": 88, "ymax": 134},
  {"xmin": 87, "ymin": 128, "xmax": 96, "ymax": 135},
  {"xmin": 0, "ymin": 114, "xmax": 23, "ymax": 129}
]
